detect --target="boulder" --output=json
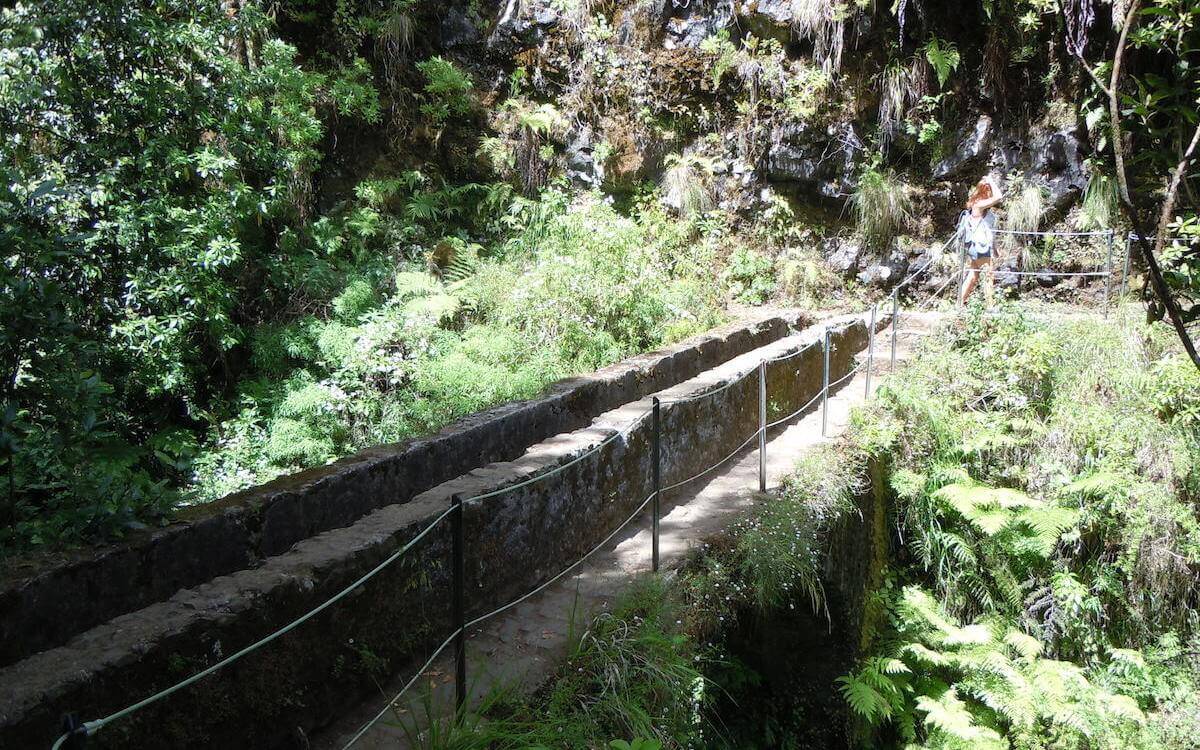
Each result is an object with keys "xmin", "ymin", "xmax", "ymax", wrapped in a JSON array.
[
  {"xmin": 1030, "ymin": 128, "xmax": 1089, "ymax": 211},
  {"xmin": 933, "ymin": 115, "xmax": 993, "ymax": 180},
  {"xmin": 440, "ymin": 7, "xmax": 480, "ymax": 48},
  {"xmin": 664, "ymin": 0, "xmax": 734, "ymax": 48},
  {"xmin": 857, "ymin": 263, "xmax": 895, "ymax": 287},
  {"xmin": 857, "ymin": 250, "xmax": 908, "ymax": 288},
  {"xmin": 766, "ymin": 121, "xmax": 861, "ymax": 200},
  {"xmin": 822, "ymin": 237, "xmax": 863, "ymax": 277}
]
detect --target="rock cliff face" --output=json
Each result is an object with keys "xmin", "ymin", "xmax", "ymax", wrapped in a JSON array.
[{"xmin": 306, "ymin": 0, "xmax": 1097, "ymax": 289}]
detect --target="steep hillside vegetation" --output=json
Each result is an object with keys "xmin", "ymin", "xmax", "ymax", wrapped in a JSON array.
[{"xmin": 2, "ymin": 0, "xmax": 1197, "ymax": 555}]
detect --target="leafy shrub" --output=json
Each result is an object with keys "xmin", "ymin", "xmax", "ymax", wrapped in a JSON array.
[
  {"xmin": 724, "ymin": 248, "xmax": 777, "ymax": 305},
  {"xmin": 498, "ymin": 194, "xmax": 720, "ymax": 370},
  {"xmin": 839, "ymin": 310, "xmax": 1200, "ymax": 749},
  {"xmin": 416, "ymin": 56, "xmax": 473, "ymax": 126}
]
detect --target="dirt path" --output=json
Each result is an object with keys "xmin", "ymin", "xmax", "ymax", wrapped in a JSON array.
[{"xmin": 311, "ymin": 312, "xmax": 940, "ymax": 750}]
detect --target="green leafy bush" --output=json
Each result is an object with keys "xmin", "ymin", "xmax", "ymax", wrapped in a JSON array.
[
  {"xmin": 724, "ymin": 248, "xmax": 777, "ymax": 305},
  {"xmin": 416, "ymin": 56, "xmax": 474, "ymax": 126},
  {"xmin": 838, "ymin": 309, "xmax": 1200, "ymax": 749}
]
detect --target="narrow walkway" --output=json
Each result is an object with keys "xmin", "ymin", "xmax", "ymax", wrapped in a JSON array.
[{"xmin": 312, "ymin": 312, "xmax": 940, "ymax": 750}]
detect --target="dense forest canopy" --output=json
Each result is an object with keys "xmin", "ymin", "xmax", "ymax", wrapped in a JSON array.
[{"xmin": 1, "ymin": 0, "xmax": 1197, "ymax": 553}]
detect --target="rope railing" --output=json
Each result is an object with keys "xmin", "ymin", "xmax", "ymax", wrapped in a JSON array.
[
  {"xmin": 47, "ymin": 313, "xmax": 875, "ymax": 750},
  {"xmin": 993, "ymin": 228, "xmax": 1113, "ymax": 237},
  {"xmin": 464, "ymin": 409, "xmax": 651, "ymax": 505},
  {"xmin": 342, "ymin": 490, "xmax": 658, "ymax": 750},
  {"xmin": 50, "ymin": 502, "xmax": 457, "ymax": 750},
  {"xmin": 661, "ymin": 428, "xmax": 763, "ymax": 494}
]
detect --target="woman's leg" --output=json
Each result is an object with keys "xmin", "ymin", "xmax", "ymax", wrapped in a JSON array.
[
  {"xmin": 981, "ymin": 257, "xmax": 994, "ymax": 306},
  {"xmin": 960, "ymin": 257, "xmax": 988, "ymax": 305}
]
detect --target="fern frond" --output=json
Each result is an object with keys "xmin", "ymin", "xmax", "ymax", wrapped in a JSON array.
[
  {"xmin": 1003, "ymin": 630, "xmax": 1043, "ymax": 660},
  {"xmin": 916, "ymin": 688, "xmax": 1005, "ymax": 746}
]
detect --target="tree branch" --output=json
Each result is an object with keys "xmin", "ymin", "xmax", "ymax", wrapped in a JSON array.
[
  {"xmin": 1154, "ymin": 121, "xmax": 1200, "ymax": 258},
  {"xmin": 1109, "ymin": 0, "xmax": 1141, "ymax": 205}
]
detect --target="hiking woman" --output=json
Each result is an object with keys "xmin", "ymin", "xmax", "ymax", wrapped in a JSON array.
[{"xmin": 958, "ymin": 175, "xmax": 1005, "ymax": 305}]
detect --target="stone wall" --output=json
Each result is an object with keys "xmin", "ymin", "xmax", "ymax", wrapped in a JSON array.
[
  {"xmin": 0, "ymin": 313, "xmax": 871, "ymax": 750},
  {"xmin": 0, "ymin": 313, "xmax": 804, "ymax": 669}
]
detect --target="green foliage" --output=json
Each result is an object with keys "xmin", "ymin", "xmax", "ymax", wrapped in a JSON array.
[
  {"xmin": 852, "ymin": 165, "xmax": 914, "ymax": 250},
  {"xmin": 841, "ymin": 309, "xmax": 1200, "ymax": 749},
  {"xmin": 1076, "ymin": 169, "xmax": 1119, "ymax": 231},
  {"xmin": 414, "ymin": 578, "xmax": 706, "ymax": 749},
  {"xmin": 699, "ymin": 30, "xmax": 739, "ymax": 88},
  {"xmin": 416, "ymin": 56, "xmax": 474, "ymax": 127},
  {"xmin": 497, "ymin": 194, "xmax": 722, "ymax": 371},
  {"xmin": 923, "ymin": 37, "xmax": 961, "ymax": 89},
  {"xmin": 723, "ymin": 248, "xmax": 777, "ymax": 306},
  {"xmin": 0, "ymin": 0, "xmax": 355, "ymax": 548}
]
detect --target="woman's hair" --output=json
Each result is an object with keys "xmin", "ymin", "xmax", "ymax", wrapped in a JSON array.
[{"xmin": 965, "ymin": 181, "xmax": 993, "ymax": 209}]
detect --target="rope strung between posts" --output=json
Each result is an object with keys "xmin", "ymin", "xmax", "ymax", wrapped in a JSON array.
[
  {"xmin": 49, "ymin": 502, "xmax": 457, "ymax": 750},
  {"xmin": 48, "ymin": 313, "xmax": 876, "ymax": 750},
  {"xmin": 464, "ymin": 492, "xmax": 656, "ymax": 630},
  {"xmin": 342, "ymin": 491, "xmax": 658, "ymax": 749},
  {"xmin": 340, "ymin": 628, "xmax": 463, "ymax": 750},
  {"xmin": 828, "ymin": 362, "xmax": 863, "ymax": 391},
  {"xmin": 464, "ymin": 407, "xmax": 652, "ymax": 505},
  {"xmin": 655, "ymin": 338, "xmax": 819, "ymax": 405},
  {"xmin": 996, "ymin": 270, "xmax": 1108, "ymax": 278},
  {"xmin": 765, "ymin": 338, "xmax": 820, "ymax": 363},
  {"xmin": 993, "ymin": 228, "xmax": 1112, "ymax": 238},
  {"xmin": 893, "ymin": 233, "xmax": 958, "ymax": 293},
  {"xmin": 918, "ymin": 270, "xmax": 964, "ymax": 310},
  {"xmin": 340, "ymin": 326, "xmax": 874, "ymax": 746},
  {"xmin": 765, "ymin": 387, "xmax": 826, "ymax": 431},
  {"xmin": 656, "ymin": 365, "xmax": 756, "ymax": 405},
  {"xmin": 660, "ymin": 427, "xmax": 763, "ymax": 494}
]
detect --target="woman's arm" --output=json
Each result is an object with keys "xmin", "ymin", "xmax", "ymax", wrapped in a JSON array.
[{"xmin": 975, "ymin": 175, "xmax": 1005, "ymax": 210}]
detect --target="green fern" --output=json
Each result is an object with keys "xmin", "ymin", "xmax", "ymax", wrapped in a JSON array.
[{"xmin": 923, "ymin": 36, "xmax": 961, "ymax": 89}]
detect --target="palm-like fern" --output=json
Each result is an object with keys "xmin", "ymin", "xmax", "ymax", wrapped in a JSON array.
[{"xmin": 840, "ymin": 586, "xmax": 1144, "ymax": 747}]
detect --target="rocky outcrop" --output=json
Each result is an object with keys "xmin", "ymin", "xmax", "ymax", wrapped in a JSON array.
[
  {"xmin": 822, "ymin": 236, "xmax": 864, "ymax": 277},
  {"xmin": 933, "ymin": 115, "xmax": 994, "ymax": 180},
  {"xmin": 936, "ymin": 115, "xmax": 1090, "ymax": 214},
  {"xmin": 766, "ymin": 121, "xmax": 862, "ymax": 200},
  {"xmin": 735, "ymin": 0, "xmax": 795, "ymax": 43},
  {"xmin": 664, "ymin": 0, "xmax": 734, "ymax": 48},
  {"xmin": 440, "ymin": 7, "xmax": 481, "ymax": 48},
  {"xmin": 487, "ymin": 0, "xmax": 560, "ymax": 51},
  {"xmin": 564, "ymin": 126, "xmax": 602, "ymax": 187}
]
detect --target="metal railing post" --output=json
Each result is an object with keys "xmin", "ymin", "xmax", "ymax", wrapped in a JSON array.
[
  {"xmin": 821, "ymin": 328, "xmax": 831, "ymax": 437},
  {"xmin": 865, "ymin": 303, "xmax": 876, "ymax": 398},
  {"xmin": 890, "ymin": 292, "xmax": 899, "ymax": 371},
  {"xmin": 956, "ymin": 240, "xmax": 967, "ymax": 309},
  {"xmin": 1104, "ymin": 229, "xmax": 1115, "ymax": 316},
  {"xmin": 651, "ymin": 397, "xmax": 661, "ymax": 572},
  {"xmin": 1120, "ymin": 233, "xmax": 1132, "ymax": 297},
  {"xmin": 451, "ymin": 493, "xmax": 466, "ymax": 713},
  {"xmin": 758, "ymin": 361, "xmax": 767, "ymax": 492}
]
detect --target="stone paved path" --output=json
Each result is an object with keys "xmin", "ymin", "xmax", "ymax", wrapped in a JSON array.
[{"xmin": 311, "ymin": 311, "xmax": 941, "ymax": 750}]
